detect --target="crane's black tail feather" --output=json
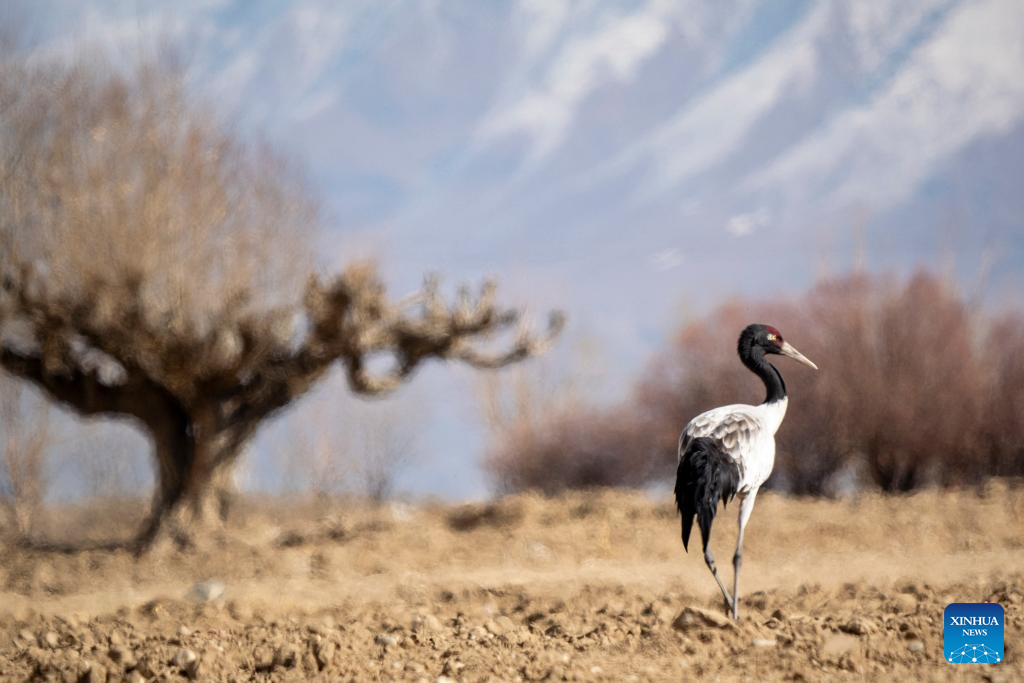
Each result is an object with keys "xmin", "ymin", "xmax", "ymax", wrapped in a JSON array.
[{"xmin": 675, "ymin": 437, "xmax": 740, "ymax": 552}]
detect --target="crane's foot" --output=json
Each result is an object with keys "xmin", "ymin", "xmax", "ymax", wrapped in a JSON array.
[{"xmin": 714, "ymin": 585, "xmax": 733, "ymax": 615}]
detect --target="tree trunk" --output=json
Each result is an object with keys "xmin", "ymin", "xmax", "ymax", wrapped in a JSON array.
[
  {"xmin": 132, "ymin": 416, "xmax": 195, "ymax": 554},
  {"xmin": 182, "ymin": 459, "xmax": 236, "ymax": 528},
  {"xmin": 132, "ymin": 414, "xmax": 246, "ymax": 555}
]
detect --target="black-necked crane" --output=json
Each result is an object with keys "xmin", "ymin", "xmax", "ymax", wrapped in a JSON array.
[{"xmin": 675, "ymin": 323, "xmax": 817, "ymax": 620}]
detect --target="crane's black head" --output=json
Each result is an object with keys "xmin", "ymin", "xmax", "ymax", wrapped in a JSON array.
[{"xmin": 738, "ymin": 324, "xmax": 818, "ymax": 370}]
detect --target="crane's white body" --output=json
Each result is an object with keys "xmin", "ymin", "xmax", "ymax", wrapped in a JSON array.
[
  {"xmin": 677, "ymin": 396, "xmax": 789, "ymax": 621},
  {"xmin": 678, "ymin": 397, "xmax": 788, "ymax": 494},
  {"xmin": 674, "ymin": 325, "xmax": 816, "ymax": 621}
]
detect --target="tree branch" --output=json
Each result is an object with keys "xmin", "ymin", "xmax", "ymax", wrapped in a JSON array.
[{"xmin": 0, "ymin": 346, "xmax": 143, "ymax": 419}]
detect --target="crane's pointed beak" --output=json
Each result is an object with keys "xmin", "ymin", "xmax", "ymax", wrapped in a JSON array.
[{"xmin": 780, "ymin": 341, "xmax": 818, "ymax": 370}]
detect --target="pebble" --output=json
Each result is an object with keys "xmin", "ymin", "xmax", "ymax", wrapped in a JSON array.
[
  {"xmin": 485, "ymin": 616, "xmax": 516, "ymax": 636},
  {"xmin": 671, "ymin": 607, "xmax": 734, "ymax": 631},
  {"xmin": 110, "ymin": 646, "xmax": 137, "ymax": 668},
  {"xmin": 43, "ymin": 631, "xmax": 60, "ymax": 648},
  {"xmin": 822, "ymin": 633, "xmax": 859, "ymax": 656},
  {"xmin": 892, "ymin": 594, "xmax": 917, "ymax": 613},
  {"xmin": 316, "ymin": 640, "xmax": 337, "ymax": 668},
  {"xmin": 275, "ymin": 644, "xmax": 299, "ymax": 668},
  {"xmin": 375, "ymin": 633, "xmax": 399, "ymax": 647},
  {"xmin": 907, "ymin": 640, "xmax": 925, "ymax": 653},
  {"xmin": 135, "ymin": 655, "xmax": 157, "ymax": 678},
  {"xmin": 753, "ymin": 638, "xmax": 777, "ymax": 648},
  {"xmin": 82, "ymin": 662, "xmax": 107, "ymax": 683},
  {"xmin": 253, "ymin": 645, "xmax": 275, "ymax": 670},
  {"xmin": 411, "ymin": 614, "xmax": 443, "ymax": 632},
  {"xmin": 389, "ymin": 502, "xmax": 414, "ymax": 522},
  {"xmin": 227, "ymin": 601, "xmax": 253, "ymax": 621},
  {"xmin": 839, "ymin": 618, "xmax": 874, "ymax": 636},
  {"xmin": 528, "ymin": 541, "xmax": 554, "ymax": 562},
  {"xmin": 190, "ymin": 580, "xmax": 226, "ymax": 603},
  {"xmin": 173, "ymin": 647, "xmax": 197, "ymax": 669}
]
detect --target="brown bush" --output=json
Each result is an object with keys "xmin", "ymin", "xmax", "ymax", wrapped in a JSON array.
[
  {"xmin": 487, "ymin": 269, "xmax": 1024, "ymax": 495},
  {"xmin": 978, "ymin": 313, "xmax": 1024, "ymax": 478},
  {"xmin": 484, "ymin": 404, "xmax": 660, "ymax": 494},
  {"xmin": 478, "ymin": 352, "xmax": 654, "ymax": 494}
]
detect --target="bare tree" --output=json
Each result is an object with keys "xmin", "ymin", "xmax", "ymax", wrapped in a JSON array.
[
  {"xmin": 274, "ymin": 372, "xmax": 358, "ymax": 499},
  {"xmin": 478, "ymin": 337, "xmax": 607, "ymax": 447},
  {"xmin": 351, "ymin": 396, "xmax": 420, "ymax": 504},
  {"xmin": 478, "ymin": 340, "xmax": 660, "ymax": 494},
  {"xmin": 0, "ymin": 56, "xmax": 562, "ymax": 551},
  {"xmin": 478, "ymin": 362, "xmax": 574, "ymax": 450},
  {"xmin": 279, "ymin": 388, "xmax": 350, "ymax": 499},
  {"xmin": 979, "ymin": 313, "xmax": 1024, "ymax": 479},
  {"xmin": 274, "ymin": 372, "xmax": 424, "ymax": 503},
  {"xmin": 0, "ymin": 375, "xmax": 51, "ymax": 537}
]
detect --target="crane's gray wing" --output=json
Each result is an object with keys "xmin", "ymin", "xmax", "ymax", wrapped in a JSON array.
[{"xmin": 678, "ymin": 408, "xmax": 761, "ymax": 466}]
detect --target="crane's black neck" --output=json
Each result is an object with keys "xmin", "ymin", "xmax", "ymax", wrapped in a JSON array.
[{"xmin": 739, "ymin": 344, "xmax": 787, "ymax": 405}]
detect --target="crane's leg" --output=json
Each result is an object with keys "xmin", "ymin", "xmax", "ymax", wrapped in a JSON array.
[
  {"xmin": 731, "ymin": 491, "xmax": 758, "ymax": 621},
  {"xmin": 704, "ymin": 546, "xmax": 733, "ymax": 612}
]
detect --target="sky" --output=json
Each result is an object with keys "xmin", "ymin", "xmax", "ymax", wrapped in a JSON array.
[{"xmin": 9, "ymin": 0, "xmax": 1024, "ymax": 500}]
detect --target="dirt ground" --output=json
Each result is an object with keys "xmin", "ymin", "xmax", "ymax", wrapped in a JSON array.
[{"xmin": 1, "ymin": 481, "xmax": 1022, "ymax": 682}]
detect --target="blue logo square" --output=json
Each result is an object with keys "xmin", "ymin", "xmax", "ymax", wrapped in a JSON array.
[{"xmin": 944, "ymin": 603, "xmax": 1004, "ymax": 663}]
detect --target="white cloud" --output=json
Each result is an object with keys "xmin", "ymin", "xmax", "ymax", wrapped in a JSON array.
[
  {"xmin": 517, "ymin": 0, "xmax": 573, "ymax": 61},
  {"xmin": 287, "ymin": 3, "xmax": 352, "ymax": 92},
  {"xmin": 293, "ymin": 87, "xmax": 339, "ymax": 122},
  {"xmin": 725, "ymin": 208, "xmax": 769, "ymax": 237},
  {"xmin": 843, "ymin": 0, "xmax": 949, "ymax": 73},
  {"xmin": 24, "ymin": 6, "xmax": 194, "ymax": 66},
  {"xmin": 208, "ymin": 48, "xmax": 261, "ymax": 107},
  {"xmin": 650, "ymin": 247, "xmax": 683, "ymax": 271}
]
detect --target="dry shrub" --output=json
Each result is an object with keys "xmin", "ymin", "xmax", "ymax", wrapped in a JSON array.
[
  {"xmin": 642, "ymin": 270, "xmax": 1009, "ymax": 493},
  {"xmin": 978, "ymin": 313, "xmax": 1024, "ymax": 478},
  {"xmin": 447, "ymin": 498, "xmax": 525, "ymax": 532},
  {"xmin": 277, "ymin": 372, "xmax": 424, "ymax": 504},
  {"xmin": 485, "ymin": 403, "xmax": 660, "ymax": 494},
  {"xmin": 0, "ymin": 375, "xmax": 51, "ymax": 536},
  {"xmin": 480, "ymin": 350, "xmax": 660, "ymax": 494},
  {"xmin": 488, "ymin": 270, "xmax": 1024, "ymax": 495},
  {"xmin": 852, "ymin": 272, "xmax": 986, "ymax": 490}
]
